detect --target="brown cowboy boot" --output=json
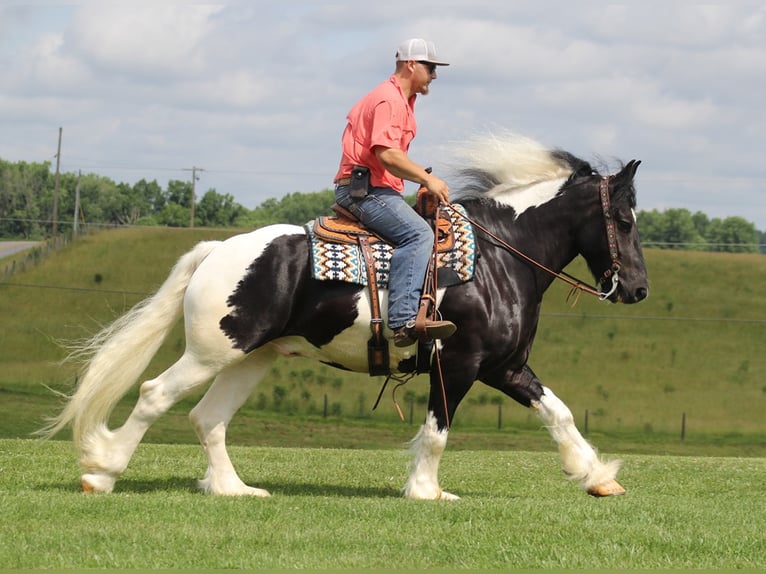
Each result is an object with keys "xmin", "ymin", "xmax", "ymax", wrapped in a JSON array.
[{"xmin": 393, "ymin": 319, "xmax": 457, "ymax": 348}]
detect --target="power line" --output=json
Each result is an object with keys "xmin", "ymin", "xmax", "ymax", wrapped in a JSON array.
[
  {"xmin": 0, "ymin": 282, "xmax": 150, "ymax": 297},
  {"xmin": 59, "ymin": 159, "xmax": 328, "ymax": 177}
]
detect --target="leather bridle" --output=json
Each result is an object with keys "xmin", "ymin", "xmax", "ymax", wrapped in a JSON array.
[
  {"xmin": 597, "ymin": 176, "xmax": 622, "ymax": 299},
  {"xmin": 444, "ymin": 175, "xmax": 623, "ymax": 302}
]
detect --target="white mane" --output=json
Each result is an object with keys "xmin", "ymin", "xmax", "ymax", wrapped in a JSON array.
[{"xmin": 447, "ymin": 133, "xmax": 577, "ymax": 215}]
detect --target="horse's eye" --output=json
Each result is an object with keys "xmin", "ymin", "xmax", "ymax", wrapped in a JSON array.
[{"xmin": 617, "ymin": 219, "xmax": 632, "ymax": 233}]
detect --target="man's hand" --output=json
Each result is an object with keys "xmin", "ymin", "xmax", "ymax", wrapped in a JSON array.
[{"xmin": 423, "ymin": 174, "xmax": 450, "ymax": 204}]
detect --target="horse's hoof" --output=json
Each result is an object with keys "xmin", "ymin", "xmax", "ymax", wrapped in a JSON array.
[
  {"xmin": 81, "ymin": 473, "xmax": 115, "ymax": 493},
  {"xmin": 237, "ymin": 486, "xmax": 271, "ymax": 497},
  {"xmin": 438, "ymin": 490, "xmax": 461, "ymax": 501},
  {"xmin": 587, "ymin": 479, "xmax": 626, "ymax": 497}
]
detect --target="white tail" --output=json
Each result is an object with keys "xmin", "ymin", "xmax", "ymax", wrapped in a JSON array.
[{"xmin": 39, "ymin": 240, "xmax": 220, "ymax": 447}]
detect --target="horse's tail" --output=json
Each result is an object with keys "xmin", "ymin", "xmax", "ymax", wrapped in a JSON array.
[{"xmin": 38, "ymin": 240, "xmax": 221, "ymax": 447}]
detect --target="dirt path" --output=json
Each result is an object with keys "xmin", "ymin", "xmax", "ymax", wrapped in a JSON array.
[{"xmin": 0, "ymin": 241, "xmax": 41, "ymax": 259}]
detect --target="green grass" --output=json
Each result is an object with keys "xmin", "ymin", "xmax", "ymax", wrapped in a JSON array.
[
  {"xmin": 1, "ymin": 228, "xmax": 765, "ymax": 455},
  {"xmin": 0, "ymin": 438, "xmax": 764, "ymax": 570}
]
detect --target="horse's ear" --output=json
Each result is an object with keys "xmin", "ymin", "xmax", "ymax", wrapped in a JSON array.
[{"xmin": 622, "ymin": 159, "xmax": 641, "ymax": 180}]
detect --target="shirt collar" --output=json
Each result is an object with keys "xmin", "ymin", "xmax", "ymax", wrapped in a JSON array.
[{"xmin": 390, "ymin": 74, "xmax": 417, "ymax": 107}]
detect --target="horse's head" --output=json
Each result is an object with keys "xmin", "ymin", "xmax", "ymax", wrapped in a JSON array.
[
  {"xmin": 575, "ymin": 160, "xmax": 649, "ymax": 304},
  {"xmin": 449, "ymin": 133, "xmax": 649, "ymax": 304}
]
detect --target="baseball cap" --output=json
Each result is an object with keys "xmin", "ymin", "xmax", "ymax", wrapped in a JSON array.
[{"xmin": 395, "ymin": 38, "xmax": 449, "ymax": 66}]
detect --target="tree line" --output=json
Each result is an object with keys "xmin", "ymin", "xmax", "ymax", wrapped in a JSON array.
[
  {"xmin": 637, "ymin": 209, "xmax": 763, "ymax": 253},
  {"xmin": 1, "ymin": 157, "xmax": 763, "ymax": 252}
]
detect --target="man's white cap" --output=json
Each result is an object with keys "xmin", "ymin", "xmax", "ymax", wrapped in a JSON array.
[{"xmin": 395, "ymin": 38, "xmax": 449, "ymax": 66}]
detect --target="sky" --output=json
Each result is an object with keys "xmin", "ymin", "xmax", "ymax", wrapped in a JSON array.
[{"xmin": 1, "ymin": 1, "xmax": 764, "ymax": 230}]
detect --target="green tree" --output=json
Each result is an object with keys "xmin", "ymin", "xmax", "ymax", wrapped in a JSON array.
[
  {"xmin": 239, "ymin": 189, "xmax": 335, "ymax": 228},
  {"xmin": 637, "ymin": 208, "xmax": 704, "ymax": 250},
  {"xmin": 663, "ymin": 208, "xmax": 705, "ymax": 249},
  {"xmin": 166, "ymin": 179, "xmax": 193, "ymax": 208},
  {"xmin": 156, "ymin": 202, "xmax": 191, "ymax": 227},
  {"xmin": 70, "ymin": 173, "xmax": 127, "ymax": 225},
  {"xmin": 195, "ymin": 189, "xmax": 245, "ymax": 227},
  {"xmin": 0, "ymin": 159, "xmax": 49, "ymax": 238},
  {"xmin": 132, "ymin": 178, "xmax": 166, "ymax": 214},
  {"xmin": 636, "ymin": 209, "xmax": 665, "ymax": 246},
  {"xmin": 706, "ymin": 217, "xmax": 759, "ymax": 253},
  {"xmin": 691, "ymin": 211, "xmax": 711, "ymax": 239}
]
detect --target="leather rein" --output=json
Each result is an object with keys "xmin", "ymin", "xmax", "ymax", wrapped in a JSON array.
[{"xmin": 443, "ymin": 176, "xmax": 622, "ymax": 303}]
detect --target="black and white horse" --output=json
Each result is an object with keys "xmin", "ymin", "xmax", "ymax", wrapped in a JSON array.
[{"xmin": 43, "ymin": 134, "xmax": 648, "ymax": 499}]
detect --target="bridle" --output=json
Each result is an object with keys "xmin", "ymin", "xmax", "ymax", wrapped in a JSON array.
[
  {"xmin": 443, "ymin": 175, "xmax": 622, "ymax": 302},
  {"xmin": 597, "ymin": 176, "xmax": 622, "ymax": 299}
]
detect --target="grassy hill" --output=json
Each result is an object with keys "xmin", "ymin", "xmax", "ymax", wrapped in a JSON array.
[{"xmin": 1, "ymin": 227, "xmax": 764, "ymax": 454}]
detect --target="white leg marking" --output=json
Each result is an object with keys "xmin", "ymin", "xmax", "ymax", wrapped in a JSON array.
[
  {"xmin": 190, "ymin": 348, "xmax": 276, "ymax": 496},
  {"xmin": 79, "ymin": 354, "xmax": 219, "ymax": 493},
  {"xmin": 404, "ymin": 412, "xmax": 459, "ymax": 500},
  {"xmin": 533, "ymin": 386, "xmax": 621, "ymax": 492}
]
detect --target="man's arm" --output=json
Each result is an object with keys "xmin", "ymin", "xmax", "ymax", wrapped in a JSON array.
[{"xmin": 375, "ymin": 147, "xmax": 450, "ymax": 203}]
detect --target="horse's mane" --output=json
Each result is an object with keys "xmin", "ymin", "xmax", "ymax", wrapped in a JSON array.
[{"xmin": 449, "ymin": 133, "xmax": 598, "ymax": 198}]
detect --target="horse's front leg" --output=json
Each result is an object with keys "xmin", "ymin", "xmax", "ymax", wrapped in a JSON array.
[
  {"xmin": 535, "ymin": 386, "xmax": 625, "ymax": 496},
  {"xmin": 404, "ymin": 412, "xmax": 457, "ymax": 500},
  {"xmin": 404, "ymin": 367, "xmax": 474, "ymax": 501},
  {"xmin": 492, "ymin": 365, "xmax": 625, "ymax": 496}
]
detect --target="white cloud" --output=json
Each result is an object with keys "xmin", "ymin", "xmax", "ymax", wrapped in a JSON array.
[
  {"xmin": 68, "ymin": 3, "xmax": 224, "ymax": 80},
  {"xmin": 0, "ymin": 1, "xmax": 764, "ymax": 230}
]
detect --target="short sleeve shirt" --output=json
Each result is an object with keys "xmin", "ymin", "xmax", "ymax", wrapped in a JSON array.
[{"xmin": 334, "ymin": 75, "xmax": 417, "ymax": 192}]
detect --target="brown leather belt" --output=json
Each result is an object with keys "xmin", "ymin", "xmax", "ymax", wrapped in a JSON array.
[{"xmin": 336, "ymin": 178, "xmax": 351, "ymax": 186}]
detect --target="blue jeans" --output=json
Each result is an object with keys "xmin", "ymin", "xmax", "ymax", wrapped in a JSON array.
[{"xmin": 335, "ymin": 185, "xmax": 434, "ymax": 330}]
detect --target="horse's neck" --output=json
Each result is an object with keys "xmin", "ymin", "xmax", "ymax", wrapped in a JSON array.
[{"xmin": 464, "ymin": 199, "xmax": 579, "ymax": 275}]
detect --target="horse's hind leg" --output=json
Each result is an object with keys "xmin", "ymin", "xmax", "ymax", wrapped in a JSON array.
[
  {"xmin": 189, "ymin": 346, "xmax": 277, "ymax": 496},
  {"xmin": 80, "ymin": 352, "xmax": 224, "ymax": 493}
]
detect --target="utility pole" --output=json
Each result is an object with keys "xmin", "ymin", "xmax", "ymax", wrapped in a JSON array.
[
  {"xmin": 183, "ymin": 166, "xmax": 204, "ymax": 228},
  {"xmin": 52, "ymin": 127, "xmax": 62, "ymax": 237},
  {"xmin": 73, "ymin": 170, "xmax": 81, "ymax": 239}
]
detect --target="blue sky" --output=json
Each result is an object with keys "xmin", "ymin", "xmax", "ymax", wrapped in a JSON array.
[{"xmin": 1, "ymin": 1, "xmax": 764, "ymax": 229}]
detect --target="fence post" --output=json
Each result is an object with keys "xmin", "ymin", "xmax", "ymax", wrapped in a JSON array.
[
  {"xmin": 409, "ymin": 399, "xmax": 414, "ymax": 425},
  {"xmin": 497, "ymin": 404, "xmax": 502, "ymax": 430},
  {"xmin": 584, "ymin": 409, "xmax": 589, "ymax": 435},
  {"xmin": 323, "ymin": 394, "xmax": 328, "ymax": 418},
  {"xmin": 681, "ymin": 412, "xmax": 686, "ymax": 442}
]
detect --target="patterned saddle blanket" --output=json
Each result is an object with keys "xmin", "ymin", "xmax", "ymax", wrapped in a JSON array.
[{"xmin": 304, "ymin": 204, "xmax": 476, "ymax": 288}]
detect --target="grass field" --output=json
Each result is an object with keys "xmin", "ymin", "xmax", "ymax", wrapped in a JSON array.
[
  {"xmin": 1, "ymin": 231, "xmax": 765, "ymax": 572},
  {"xmin": 3, "ymin": 227, "xmax": 765, "ymax": 453},
  {"xmin": 1, "ymin": 438, "xmax": 764, "ymax": 570}
]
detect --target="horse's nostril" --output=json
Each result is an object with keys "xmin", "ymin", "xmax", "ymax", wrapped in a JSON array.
[{"xmin": 636, "ymin": 287, "xmax": 648, "ymax": 301}]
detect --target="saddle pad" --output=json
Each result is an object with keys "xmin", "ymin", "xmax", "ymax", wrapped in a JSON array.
[{"xmin": 304, "ymin": 204, "xmax": 475, "ymax": 288}]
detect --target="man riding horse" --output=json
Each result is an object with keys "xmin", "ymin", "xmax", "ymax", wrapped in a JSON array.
[{"xmin": 333, "ymin": 38, "xmax": 456, "ymax": 348}]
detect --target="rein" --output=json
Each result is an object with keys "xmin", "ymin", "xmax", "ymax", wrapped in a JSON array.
[{"xmin": 443, "ymin": 175, "xmax": 621, "ymax": 302}]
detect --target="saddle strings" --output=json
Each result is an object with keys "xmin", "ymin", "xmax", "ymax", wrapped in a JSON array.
[{"xmin": 429, "ymin": 206, "xmax": 451, "ymax": 430}]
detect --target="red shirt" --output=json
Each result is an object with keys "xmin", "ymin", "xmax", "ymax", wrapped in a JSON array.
[{"xmin": 334, "ymin": 75, "xmax": 417, "ymax": 192}]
